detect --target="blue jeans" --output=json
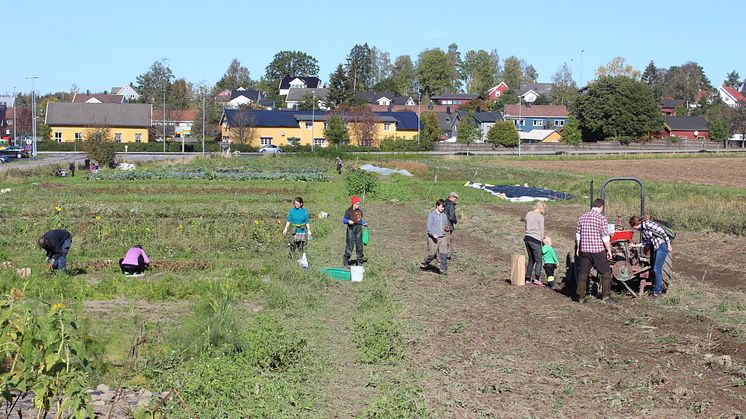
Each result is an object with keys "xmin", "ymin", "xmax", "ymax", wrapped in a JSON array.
[
  {"xmin": 652, "ymin": 244, "xmax": 669, "ymax": 294},
  {"xmin": 52, "ymin": 239, "xmax": 72, "ymax": 272}
]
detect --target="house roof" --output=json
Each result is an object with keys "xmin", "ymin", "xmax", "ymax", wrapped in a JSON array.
[
  {"xmin": 230, "ymin": 88, "xmax": 263, "ymax": 102},
  {"xmin": 72, "ymin": 94, "xmax": 126, "ymax": 104},
  {"xmin": 431, "ymin": 93, "xmax": 480, "ymax": 100},
  {"xmin": 663, "ymin": 116, "xmax": 709, "ymax": 131},
  {"xmin": 518, "ymin": 82, "xmax": 553, "ymax": 97},
  {"xmin": 356, "ymin": 91, "xmax": 415, "ymax": 106},
  {"xmin": 286, "ymin": 87, "xmax": 330, "ymax": 102},
  {"xmin": 660, "ymin": 98, "xmax": 685, "ymax": 109},
  {"xmin": 721, "ymin": 85, "xmax": 746, "ymax": 102},
  {"xmin": 503, "ymin": 104, "xmax": 568, "ymax": 118},
  {"xmin": 519, "ymin": 129, "xmax": 558, "ymax": 141},
  {"xmin": 377, "ymin": 111, "xmax": 419, "ymax": 130},
  {"xmin": 0, "ymin": 96, "xmax": 15, "ymax": 106},
  {"xmin": 487, "ymin": 82, "xmax": 510, "ymax": 94},
  {"xmin": 46, "ymin": 103, "xmax": 152, "ymax": 127},
  {"xmin": 467, "ymin": 111, "xmax": 502, "ymax": 124},
  {"xmin": 152, "ymin": 109, "xmax": 199, "ymax": 122},
  {"xmin": 434, "ymin": 112, "xmax": 457, "ymax": 131},
  {"xmin": 279, "ymin": 76, "xmax": 322, "ymax": 90}
]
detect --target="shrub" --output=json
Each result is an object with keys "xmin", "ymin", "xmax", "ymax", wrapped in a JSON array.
[
  {"xmin": 345, "ymin": 169, "xmax": 378, "ymax": 196},
  {"xmin": 83, "ymin": 127, "xmax": 117, "ymax": 167},
  {"xmin": 378, "ymin": 136, "xmax": 432, "ymax": 151},
  {"xmin": 487, "ymin": 120, "xmax": 519, "ymax": 147}
]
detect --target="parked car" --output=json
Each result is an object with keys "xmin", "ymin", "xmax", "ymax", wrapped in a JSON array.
[
  {"xmin": 258, "ymin": 145, "xmax": 283, "ymax": 153},
  {"xmin": 0, "ymin": 146, "xmax": 29, "ymax": 159}
]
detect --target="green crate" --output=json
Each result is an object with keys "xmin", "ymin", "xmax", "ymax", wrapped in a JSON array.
[{"xmin": 319, "ymin": 267, "xmax": 351, "ymax": 281}]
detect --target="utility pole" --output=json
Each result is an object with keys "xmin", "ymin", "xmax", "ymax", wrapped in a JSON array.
[
  {"xmin": 202, "ymin": 84, "xmax": 206, "ymax": 155},
  {"xmin": 311, "ymin": 90, "xmax": 315, "ymax": 152},
  {"xmin": 26, "ymin": 76, "xmax": 38, "ymax": 159},
  {"xmin": 12, "ymin": 86, "xmax": 16, "ymax": 146},
  {"xmin": 162, "ymin": 90, "xmax": 166, "ymax": 153}
]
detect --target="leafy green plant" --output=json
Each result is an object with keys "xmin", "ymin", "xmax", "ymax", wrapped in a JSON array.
[
  {"xmin": 352, "ymin": 315, "xmax": 403, "ymax": 364},
  {"xmin": 345, "ymin": 170, "xmax": 378, "ymax": 196},
  {"xmin": 363, "ymin": 386, "xmax": 427, "ymax": 418},
  {"xmin": 0, "ymin": 291, "xmax": 92, "ymax": 418}
]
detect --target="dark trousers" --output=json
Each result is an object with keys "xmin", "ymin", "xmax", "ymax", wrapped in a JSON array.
[
  {"xmin": 524, "ymin": 236, "xmax": 543, "ymax": 280},
  {"xmin": 119, "ymin": 255, "xmax": 146, "ymax": 274},
  {"xmin": 576, "ymin": 251, "xmax": 611, "ymax": 298},
  {"xmin": 343, "ymin": 224, "xmax": 364, "ymax": 266},
  {"xmin": 543, "ymin": 263, "xmax": 557, "ymax": 280},
  {"xmin": 51, "ymin": 239, "xmax": 72, "ymax": 271}
]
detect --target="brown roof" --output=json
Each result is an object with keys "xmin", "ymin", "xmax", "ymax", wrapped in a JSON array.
[
  {"xmin": 503, "ymin": 104, "xmax": 568, "ymax": 118},
  {"xmin": 71, "ymin": 94, "xmax": 126, "ymax": 104},
  {"xmin": 46, "ymin": 103, "xmax": 152, "ymax": 127},
  {"xmin": 152, "ymin": 109, "xmax": 199, "ymax": 122}
]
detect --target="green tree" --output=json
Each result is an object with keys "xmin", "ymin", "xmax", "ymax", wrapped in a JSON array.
[
  {"xmin": 724, "ymin": 70, "xmax": 742, "ymax": 89},
  {"xmin": 420, "ymin": 111, "xmax": 442, "ymax": 143},
  {"xmin": 392, "ymin": 55, "xmax": 416, "ymax": 96},
  {"xmin": 215, "ymin": 58, "xmax": 254, "ymax": 91},
  {"xmin": 416, "ymin": 48, "xmax": 456, "ymax": 97},
  {"xmin": 522, "ymin": 64, "xmax": 538, "ymax": 83},
  {"xmin": 492, "ymin": 91, "xmax": 519, "ymax": 112},
  {"xmin": 324, "ymin": 114, "xmax": 349, "ymax": 146},
  {"xmin": 641, "ymin": 61, "xmax": 666, "ymax": 100},
  {"xmin": 263, "ymin": 51, "xmax": 319, "ymax": 93},
  {"xmin": 561, "ymin": 117, "xmax": 582, "ymax": 145},
  {"xmin": 550, "ymin": 62, "xmax": 577, "ymax": 106},
  {"xmin": 573, "ymin": 76, "xmax": 663, "ymax": 141},
  {"xmin": 502, "ymin": 56, "xmax": 522, "ymax": 91},
  {"xmin": 346, "ymin": 43, "xmax": 375, "ymax": 91},
  {"xmin": 296, "ymin": 93, "xmax": 318, "ymax": 111},
  {"xmin": 372, "ymin": 77, "xmax": 397, "ymax": 93},
  {"xmin": 371, "ymin": 47, "xmax": 392, "ymax": 85},
  {"xmin": 662, "ymin": 62, "xmax": 712, "ymax": 105},
  {"xmin": 168, "ymin": 78, "xmax": 193, "ymax": 110},
  {"xmin": 446, "ymin": 43, "xmax": 463, "ymax": 91},
  {"xmin": 595, "ymin": 57, "xmax": 640, "ymax": 79},
  {"xmin": 327, "ymin": 64, "xmax": 352, "ymax": 108},
  {"xmin": 83, "ymin": 127, "xmax": 117, "ymax": 167},
  {"xmin": 487, "ymin": 120, "xmax": 518, "ymax": 147},
  {"xmin": 461, "ymin": 49, "xmax": 499, "ymax": 95},
  {"xmin": 135, "ymin": 59, "xmax": 174, "ymax": 104},
  {"xmin": 709, "ymin": 117, "xmax": 729, "ymax": 145},
  {"xmin": 456, "ymin": 113, "xmax": 482, "ymax": 153}
]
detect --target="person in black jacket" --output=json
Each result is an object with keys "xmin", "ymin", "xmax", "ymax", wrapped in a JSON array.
[
  {"xmin": 38, "ymin": 229, "xmax": 73, "ymax": 272},
  {"xmin": 443, "ymin": 192, "xmax": 458, "ymax": 260}
]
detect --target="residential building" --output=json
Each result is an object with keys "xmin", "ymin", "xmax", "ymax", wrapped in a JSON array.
[
  {"xmin": 718, "ymin": 85, "xmax": 746, "ymax": 108},
  {"xmin": 519, "ymin": 129, "xmax": 562, "ymax": 143},
  {"xmin": 220, "ymin": 109, "xmax": 418, "ymax": 148},
  {"xmin": 455, "ymin": 111, "xmax": 503, "ymax": 143},
  {"xmin": 278, "ymin": 76, "xmax": 322, "ymax": 96},
  {"xmin": 110, "ymin": 85, "xmax": 140, "ymax": 101},
  {"xmin": 660, "ymin": 98, "xmax": 685, "ymax": 116},
  {"xmin": 72, "ymin": 94, "xmax": 127, "ymax": 104},
  {"xmin": 503, "ymin": 104, "xmax": 568, "ymax": 132},
  {"xmin": 356, "ymin": 91, "xmax": 417, "ymax": 107},
  {"xmin": 434, "ymin": 111, "xmax": 458, "ymax": 140},
  {"xmin": 45, "ymin": 103, "xmax": 152, "ymax": 143},
  {"xmin": 517, "ymin": 82, "xmax": 553, "ymax": 103},
  {"xmin": 486, "ymin": 82, "xmax": 510, "ymax": 101},
  {"xmin": 285, "ymin": 88, "xmax": 330, "ymax": 110},
  {"xmin": 658, "ymin": 116, "xmax": 709, "ymax": 140},
  {"xmin": 430, "ymin": 94, "xmax": 480, "ymax": 109},
  {"xmin": 226, "ymin": 88, "xmax": 266, "ymax": 108},
  {"xmin": 152, "ymin": 109, "xmax": 198, "ymax": 138}
]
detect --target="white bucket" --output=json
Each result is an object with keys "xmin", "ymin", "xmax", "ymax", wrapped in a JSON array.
[{"xmin": 350, "ymin": 266, "xmax": 365, "ymax": 282}]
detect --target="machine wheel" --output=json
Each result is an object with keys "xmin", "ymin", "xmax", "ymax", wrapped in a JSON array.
[{"xmin": 662, "ymin": 253, "xmax": 673, "ymax": 290}]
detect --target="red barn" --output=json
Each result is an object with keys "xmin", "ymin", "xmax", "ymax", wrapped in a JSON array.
[{"xmin": 659, "ymin": 116, "xmax": 709, "ymax": 140}]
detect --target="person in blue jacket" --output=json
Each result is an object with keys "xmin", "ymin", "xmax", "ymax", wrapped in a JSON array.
[
  {"xmin": 38, "ymin": 229, "xmax": 73, "ymax": 272},
  {"xmin": 342, "ymin": 196, "xmax": 366, "ymax": 267}
]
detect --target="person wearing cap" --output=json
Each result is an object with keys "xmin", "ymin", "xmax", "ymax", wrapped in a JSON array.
[
  {"xmin": 342, "ymin": 196, "xmax": 366, "ymax": 267},
  {"xmin": 443, "ymin": 191, "xmax": 458, "ymax": 260}
]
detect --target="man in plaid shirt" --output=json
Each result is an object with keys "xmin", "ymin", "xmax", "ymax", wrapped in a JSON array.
[{"xmin": 575, "ymin": 199, "xmax": 616, "ymax": 303}]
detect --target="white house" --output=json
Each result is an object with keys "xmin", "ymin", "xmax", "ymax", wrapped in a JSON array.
[
  {"xmin": 111, "ymin": 85, "xmax": 140, "ymax": 101},
  {"xmin": 279, "ymin": 76, "xmax": 322, "ymax": 96},
  {"xmin": 718, "ymin": 85, "xmax": 746, "ymax": 108}
]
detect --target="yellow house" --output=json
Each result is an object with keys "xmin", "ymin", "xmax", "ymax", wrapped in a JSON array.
[
  {"xmin": 220, "ymin": 109, "xmax": 419, "ymax": 147},
  {"xmin": 45, "ymin": 103, "xmax": 151, "ymax": 143}
]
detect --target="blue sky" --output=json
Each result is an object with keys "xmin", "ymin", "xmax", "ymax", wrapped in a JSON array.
[{"xmin": 5, "ymin": 0, "xmax": 745, "ymax": 95}]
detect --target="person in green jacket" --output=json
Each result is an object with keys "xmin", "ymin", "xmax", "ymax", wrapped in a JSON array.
[{"xmin": 542, "ymin": 236, "xmax": 559, "ymax": 289}]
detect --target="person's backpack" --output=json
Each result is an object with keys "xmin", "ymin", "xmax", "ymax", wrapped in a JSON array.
[{"xmin": 650, "ymin": 220, "xmax": 676, "ymax": 241}]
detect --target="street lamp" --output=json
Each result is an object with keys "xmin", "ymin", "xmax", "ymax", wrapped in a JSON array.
[
  {"xmin": 162, "ymin": 90, "xmax": 167, "ymax": 153},
  {"xmin": 201, "ymin": 83, "xmax": 206, "ymax": 155},
  {"xmin": 26, "ymin": 76, "xmax": 38, "ymax": 159},
  {"xmin": 417, "ymin": 89, "xmax": 423, "ymax": 145},
  {"xmin": 311, "ymin": 90, "xmax": 315, "ymax": 152},
  {"xmin": 12, "ymin": 86, "xmax": 17, "ymax": 146},
  {"xmin": 580, "ymin": 49, "xmax": 585, "ymax": 87}
]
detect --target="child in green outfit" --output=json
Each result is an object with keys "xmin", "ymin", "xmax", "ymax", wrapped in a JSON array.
[{"xmin": 542, "ymin": 236, "xmax": 559, "ymax": 289}]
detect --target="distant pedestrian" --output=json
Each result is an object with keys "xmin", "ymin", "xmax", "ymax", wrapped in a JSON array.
[
  {"xmin": 420, "ymin": 199, "xmax": 449, "ymax": 275},
  {"xmin": 575, "ymin": 199, "xmax": 616, "ymax": 304},
  {"xmin": 38, "ymin": 229, "xmax": 73, "ymax": 272},
  {"xmin": 68, "ymin": 162, "xmax": 76, "ymax": 177},
  {"xmin": 524, "ymin": 202, "xmax": 546, "ymax": 286},
  {"xmin": 542, "ymin": 236, "xmax": 558, "ymax": 289},
  {"xmin": 629, "ymin": 215, "xmax": 672, "ymax": 297},
  {"xmin": 84, "ymin": 158, "xmax": 91, "ymax": 170},
  {"xmin": 336, "ymin": 156, "xmax": 343, "ymax": 175},
  {"xmin": 342, "ymin": 196, "xmax": 366, "ymax": 267},
  {"xmin": 443, "ymin": 192, "xmax": 458, "ymax": 259},
  {"xmin": 119, "ymin": 245, "xmax": 150, "ymax": 276},
  {"xmin": 283, "ymin": 196, "xmax": 311, "ymax": 256}
]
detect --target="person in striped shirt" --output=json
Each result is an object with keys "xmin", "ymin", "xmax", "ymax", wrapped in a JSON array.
[
  {"xmin": 629, "ymin": 215, "xmax": 672, "ymax": 297},
  {"xmin": 575, "ymin": 199, "xmax": 616, "ymax": 304}
]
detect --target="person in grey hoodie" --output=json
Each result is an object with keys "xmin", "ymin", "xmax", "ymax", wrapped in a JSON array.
[{"xmin": 419, "ymin": 199, "xmax": 449, "ymax": 275}]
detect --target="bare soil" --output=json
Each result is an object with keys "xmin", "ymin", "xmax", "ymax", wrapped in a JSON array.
[
  {"xmin": 488, "ymin": 156, "xmax": 746, "ymax": 188},
  {"xmin": 369, "ymin": 201, "xmax": 746, "ymax": 418}
]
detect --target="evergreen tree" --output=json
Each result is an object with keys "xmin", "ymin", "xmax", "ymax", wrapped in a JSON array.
[
  {"xmin": 346, "ymin": 43, "xmax": 375, "ymax": 91},
  {"xmin": 641, "ymin": 61, "xmax": 666, "ymax": 100},
  {"xmin": 392, "ymin": 55, "xmax": 416, "ymax": 96},
  {"xmin": 502, "ymin": 56, "xmax": 522, "ymax": 91},
  {"xmin": 447, "ymin": 43, "xmax": 463, "ymax": 91},
  {"xmin": 135, "ymin": 59, "xmax": 174, "ymax": 104},
  {"xmin": 327, "ymin": 64, "xmax": 352, "ymax": 108},
  {"xmin": 724, "ymin": 70, "xmax": 742, "ymax": 90},
  {"xmin": 420, "ymin": 112, "xmax": 442, "ymax": 143},
  {"xmin": 561, "ymin": 117, "xmax": 582, "ymax": 145},
  {"xmin": 215, "ymin": 59, "xmax": 254, "ymax": 91},
  {"xmin": 709, "ymin": 117, "xmax": 729, "ymax": 146}
]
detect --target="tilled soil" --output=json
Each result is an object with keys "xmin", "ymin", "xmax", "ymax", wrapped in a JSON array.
[{"xmin": 370, "ymin": 201, "xmax": 746, "ymax": 418}]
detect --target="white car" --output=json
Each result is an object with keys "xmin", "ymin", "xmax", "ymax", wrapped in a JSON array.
[{"xmin": 259, "ymin": 145, "xmax": 283, "ymax": 153}]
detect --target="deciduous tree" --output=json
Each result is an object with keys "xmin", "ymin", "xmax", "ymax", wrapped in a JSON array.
[
  {"xmin": 324, "ymin": 114, "xmax": 349, "ymax": 146},
  {"xmin": 709, "ymin": 117, "xmax": 729, "ymax": 145},
  {"xmin": 392, "ymin": 55, "xmax": 416, "ymax": 96},
  {"xmin": 550, "ymin": 62, "xmax": 577, "ymax": 106},
  {"xmin": 461, "ymin": 49, "xmax": 499, "ymax": 95},
  {"xmin": 231, "ymin": 111, "xmax": 257, "ymax": 145},
  {"xmin": 83, "ymin": 127, "xmax": 117, "ymax": 167},
  {"xmin": 348, "ymin": 107, "xmax": 379, "ymax": 146},
  {"xmin": 416, "ymin": 48, "xmax": 456, "ymax": 98},
  {"xmin": 215, "ymin": 59, "xmax": 254, "ymax": 91},
  {"xmin": 502, "ymin": 56, "xmax": 522, "ymax": 91},
  {"xmin": 522, "ymin": 64, "xmax": 538, "ymax": 83},
  {"xmin": 596, "ymin": 57, "xmax": 640, "ymax": 80},
  {"xmin": 264, "ymin": 51, "xmax": 319, "ymax": 93},
  {"xmin": 487, "ymin": 120, "xmax": 518, "ymax": 147},
  {"xmin": 447, "ymin": 43, "xmax": 463, "ymax": 91},
  {"xmin": 456, "ymin": 113, "xmax": 482, "ymax": 153},
  {"xmin": 136, "ymin": 59, "xmax": 174, "ymax": 104},
  {"xmin": 662, "ymin": 62, "xmax": 712, "ymax": 105},
  {"xmin": 168, "ymin": 79, "xmax": 193, "ymax": 110}
]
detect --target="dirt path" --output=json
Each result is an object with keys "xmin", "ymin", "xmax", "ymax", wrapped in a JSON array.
[{"xmin": 369, "ymin": 202, "xmax": 746, "ymax": 418}]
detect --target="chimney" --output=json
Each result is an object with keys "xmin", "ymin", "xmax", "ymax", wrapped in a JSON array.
[
  {"xmin": 446, "ymin": 106, "xmax": 451, "ymax": 114},
  {"xmin": 476, "ymin": 106, "xmax": 481, "ymax": 113}
]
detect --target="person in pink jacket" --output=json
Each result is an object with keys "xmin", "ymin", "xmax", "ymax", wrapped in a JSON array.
[{"xmin": 119, "ymin": 245, "xmax": 150, "ymax": 275}]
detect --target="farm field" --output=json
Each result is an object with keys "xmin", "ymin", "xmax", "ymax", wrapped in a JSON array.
[{"xmin": 1, "ymin": 154, "xmax": 744, "ymax": 417}]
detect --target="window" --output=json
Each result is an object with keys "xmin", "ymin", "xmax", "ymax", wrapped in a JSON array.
[
  {"xmin": 74, "ymin": 132, "xmax": 83, "ymax": 141},
  {"xmin": 306, "ymin": 122, "xmax": 313, "ymax": 130},
  {"xmin": 533, "ymin": 120, "xmax": 544, "ymax": 127},
  {"xmin": 313, "ymin": 138, "xmax": 326, "ymax": 147},
  {"xmin": 442, "ymin": 100, "xmax": 453, "ymax": 105},
  {"xmin": 54, "ymin": 132, "xmax": 62, "ymax": 142},
  {"xmin": 260, "ymin": 137, "xmax": 272, "ymax": 146},
  {"xmin": 114, "ymin": 132, "xmax": 122, "ymax": 142},
  {"xmin": 514, "ymin": 119, "xmax": 525, "ymax": 127},
  {"xmin": 323, "ymin": 122, "xmax": 327, "ymax": 130},
  {"xmin": 360, "ymin": 139, "xmax": 373, "ymax": 147},
  {"xmin": 454, "ymin": 100, "xmax": 462, "ymax": 105},
  {"xmin": 135, "ymin": 133, "xmax": 142, "ymax": 143},
  {"xmin": 383, "ymin": 123, "xmax": 391, "ymax": 131},
  {"xmin": 554, "ymin": 119, "xmax": 565, "ymax": 126}
]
